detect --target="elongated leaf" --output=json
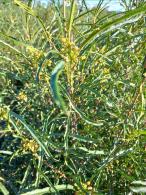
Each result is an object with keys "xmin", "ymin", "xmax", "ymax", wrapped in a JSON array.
[
  {"xmin": 20, "ymin": 184, "xmax": 74, "ymax": 195},
  {"xmin": 14, "ymin": 0, "xmax": 36, "ymax": 16},
  {"xmin": 0, "ymin": 151, "xmax": 12, "ymax": 155},
  {"xmin": 0, "ymin": 182, "xmax": 9, "ymax": 195},
  {"xmin": 33, "ymin": 160, "xmax": 58, "ymax": 194},
  {"xmin": 0, "ymin": 39, "xmax": 28, "ymax": 61},
  {"xmin": 68, "ymin": 0, "xmax": 76, "ymax": 40},
  {"xmin": 74, "ymin": 7, "xmax": 99, "ymax": 21},
  {"xmin": 78, "ymin": 147, "xmax": 105, "ymax": 155},
  {"xmin": 130, "ymin": 187, "xmax": 146, "ymax": 193},
  {"xmin": 50, "ymin": 61, "xmax": 68, "ymax": 114},
  {"xmin": 19, "ymin": 164, "xmax": 31, "ymax": 193},
  {"xmin": 0, "ymin": 32, "xmax": 29, "ymax": 48},
  {"xmin": 131, "ymin": 181, "xmax": 146, "ymax": 186},
  {"xmin": 130, "ymin": 179, "xmax": 146, "ymax": 193}
]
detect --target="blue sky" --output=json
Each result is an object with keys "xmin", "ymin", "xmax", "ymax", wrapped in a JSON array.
[
  {"xmin": 85, "ymin": 0, "xmax": 124, "ymax": 11},
  {"xmin": 40, "ymin": 0, "xmax": 124, "ymax": 12}
]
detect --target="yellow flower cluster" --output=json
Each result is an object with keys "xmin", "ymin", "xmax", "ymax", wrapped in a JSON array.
[
  {"xmin": 60, "ymin": 37, "xmax": 81, "ymax": 91},
  {"xmin": 0, "ymin": 106, "xmax": 9, "ymax": 120},
  {"xmin": 17, "ymin": 91, "xmax": 27, "ymax": 102},
  {"xmin": 106, "ymin": 162, "xmax": 114, "ymax": 174},
  {"xmin": 81, "ymin": 181, "xmax": 93, "ymax": 191},
  {"xmin": 22, "ymin": 139, "xmax": 39, "ymax": 154},
  {"xmin": 75, "ymin": 181, "xmax": 93, "ymax": 194},
  {"xmin": 103, "ymin": 68, "xmax": 110, "ymax": 74},
  {"xmin": 61, "ymin": 37, "xmax": 79, "ymax": 64},
  {"xmin": 80, "ymin": 55, "xmax": 86, "ymax": 61},
  {"xmin": 100, "ymin": 78, "xmax": 108, "ymax": 84},
  {"xmin": 26, "ymin": 46, "xmax": 44, "ymax": 68},
  {"xmin": 39, "ymin": 72, "xmax": 50, "ymax": 83},
  {"xmin": 43, "ymin": 59, "xmax": 52, "ymax": 67},
  {"xmin": 27, "ymin": 46, "xmax": 43, "ymax": 59}
]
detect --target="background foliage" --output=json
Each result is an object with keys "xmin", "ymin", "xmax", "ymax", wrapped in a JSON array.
[{"xmin": 0, "ymin": 0, "xmax": 146, "ymax": 194}]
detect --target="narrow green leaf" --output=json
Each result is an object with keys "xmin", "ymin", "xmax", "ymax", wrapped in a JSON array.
[
  {"xmin": 50, "ymin": 61, "xmax": 68, "ymax": 115},
  {"xmin": 80, "ymin": 5, "xmax": 146, "ymax": 49},
  {"xmin": 19, "ymin": 164, "xmax": 31, "ymax": 193},
  {"xmin": 78, "ymin": 147, "xmax": 105, "ymax": 155},
  {"xmin": 0, "ymin": 182, "xmax": 9, "ymax": 195},
  {"xmin": 68, "ymin": 0, "xmax": 76, "ymax": 40},
  {"xmin": 14, "ymin": 0, "xmax": 36, "ymax": 16},
  {"xmin": 10, "ymin": 111, "xmax": 55, "ymax": 161},
  {"xmin": 131, "ymin": 181, "xmax": 146, "ymax": 186},
  {"xmin": 0, "ymin": 39, "xmax": 28, "ymax": 61},
  {"xmin": 130, "ymin": 187, "xmax": 146, "ymax": 193},
  {"xmin": 20, "ymin": 184, "xmax": 74, "ymax": 195},
  {"xmin": 0, "ymin": 151, "xmax": 12, "ymax": 155},
  {"xmin": 61, "ymin": 86, "xmax": 104, "ymax": 126}
]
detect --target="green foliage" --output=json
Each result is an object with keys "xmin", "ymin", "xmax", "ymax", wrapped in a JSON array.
[{"xmin": 0, "ymin": 0, "xmax": 146, "ymax": 194}]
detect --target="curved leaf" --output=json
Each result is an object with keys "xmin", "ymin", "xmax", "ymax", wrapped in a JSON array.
[{"xmin": 50, "ymin": 61, "xmax": 68, "ymax": 114}]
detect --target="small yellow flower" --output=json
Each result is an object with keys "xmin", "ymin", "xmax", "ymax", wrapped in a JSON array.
[
  {"xmin": 39, "ymin": 71, "xmax": 50, "ymax": 82},
  {"xmin": 0, "ymin": 106, "xmax": 9, "ymax": 120},
  {"xmin": 73, "ymin": 46, "xmax": 79, "ymax": 52},
  {"xmin": 61, "ymin": 37, "xmax": 67, "ymax": 43},
  {"xmin": 22, "ymin": 139, "xmax": 39, "ymax": 154},
  {"xmin": 26, "ymin": 46, "xmax": 36, "ymax": 54},
  {"xmin": 26, "ymin": 46, "xmax": 44, "ymax": 60},
  {"xmin": 81, "ymin": 183, "xmax": 88, "ymax": 190},
  {"xmin": 86, "ymin": 181, "xmax": 91, "ymax": 186},
  {"xmin": 80, "ymin": 56, "xmax": 86, "ymax": 61},
  {"xmin": 64, "ymin": 56, "xmax": 70, "ymax": 62},
  {"xmin": 61, "ymin": 48, "xmax": 65, "ymax": 53},
  {"xmin": 100, "ymin": 79, "xmax": 108, "ymax": 84},
  {"xmin": 43, "ymin": 59, "xmax": 52, "ymax": 67},
  {"xmin": 75, "ymin": 180, "xmax": 94, "ymax": 194},
  {"xmin": 31, "ymin": 63, "xmax": 38, "ymax": 68},
  {"xmin": 17, "ymin": 91, "xmax": 27, "ymax": 102},
  {"xmin": 101, "ymin": 45, "xmax": 107, "ymax": 53},
  {"xmin": 103, "ymin": 68, "xmax": 110, "ymax": 74}
]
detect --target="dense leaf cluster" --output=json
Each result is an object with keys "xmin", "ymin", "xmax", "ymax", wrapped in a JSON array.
[{"xmin": 0, "ymin": 0, "xmax": 146, "ymax": 194}]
